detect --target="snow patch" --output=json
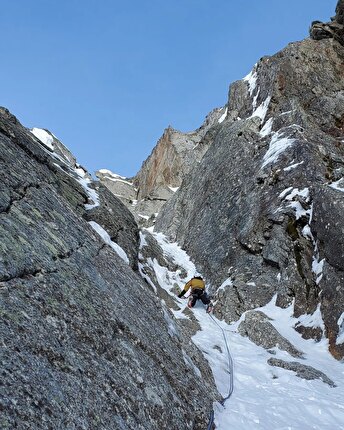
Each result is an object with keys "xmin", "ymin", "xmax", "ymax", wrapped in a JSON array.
[
  {"xmin": 329, "ymin": 179, "xmax": 344, "ymax": 192},
  {"xmin": 98, "ymin": 169, "xmax": 127, "ymax": 180},
  {"xmin": 218, "ymin": 107, "xmax": 228, "ymax": 124},
  {"xmin": 251, "ymin": 96, "xmax": 271, "ymax": 122},
  {"xmin": 88, "ymin": 221, "xmax": 129, "ymax": 264},
  {"xmin": 76, "ymin": 176, "xmax": 100, "ymax": 210},
  {"xmin": 243, "ymin": 67, "xmax": 258, "ymax": 96},
  {"xmin": 262, "ymin": 131, "xmax": 296, "ymax": 168},
  {"xmin": 260, "ymin": 117, "xmax": 274, "ymax": 137},
  {"xmin": 284, "ymin": 161, "xmax": 304, "ymax": 171},
  {"xmin": 312, "ymin": 256, "xmax": 325, "ymax": 285},
  {"xmin": 218, "ymin": 277, "xmax": 233, "ymax": 292},
  {"xmin": 31, "ymin": 128, "xmax": 54, "ymax": 151},
  {"xmin": 162, "ymin": 305, "xmax": 179, "ymax": 338},
  {"xmin": 336, "ymin": 313, "xmax": 344, "ymax": 345},
  {"xmin": 283, "ymin": 187, "xmax": 310, "ymax": 202},
  {"xmin": 297, "ymin": 304, "xmax": 325, "ymax": 331}
]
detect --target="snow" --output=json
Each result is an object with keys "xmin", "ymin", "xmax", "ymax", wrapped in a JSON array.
[
  {"xmin": 31, "ymin": 128, "xmax": 100, "ymax": 212},
  {"xmin": 329, "ymin": 179, "xmax": 344, "ymax": 192},
  {"xmin": 243, "ymin": 65, "xmax": 271, "ymax": 123},
  {"xmin": 312, "ymin": 256, "xmax": 325, "ymax": 285},
  {"xmin": 218, "ymin": 277, "xmax": 233, "ymax": 292},
  {"xmin": 88, "ymin": 221, "xmax": 129, "ymax": 264},
  {"xmin": 138, "ymin": 214, "xmax": 149, "ymax": 220},
  {"xmin": 243, "ymin": 67, "xmax": 258, "ymax": 96},
  {"xmin": 218, "ymin": 107, "xmax": 228, "ymax": 124},
  {"xmin": 162, "ymin": 305, "xmax": 179, "ymax": 338},
  {"xmin": 260, "ymin": 117, "xmax": 274, "ymax": 137},
  {"xmin": 139, "ymin": 230, "xmax": 344, "ymax": 430},
  {"xmin": 279, "ymin": 186, "xmax": 294, "ymax": 199},
  {"xmin": 279, "ymin": 187, "xmax": 311, "ymax": 219},
  {"xmin": 98, "ymin": 169, "xmax": 127, "ymax": 180},
  {"xmin": 252, "ymin": 87, "xmax": 260, "ymax": 110},
  {"xmin": 98, "ymin": 169, "xmax": 134, "ymax": 186},
  {"xmin": 262, "ymin": 131, "xmax": 296, "ymax": 168},
  {"xmin": 72, "ymin": 165, "xmax": 100, "ymax": 210},
  {"xmin": 31, "ymin": 128, "xmax": 54, "ymax": 150},
  {"xmin": 251, "ymin": 96, "xmax": 271, "ymax": 122},
  {"xmin": 297, "ymin": 304, "xmax": 325, "ymax": 331},
  {"xmin": 278, "ymin": 189, "xmax": 325, "ymax": 285},
  {"xmin": 183, "ymin": 349, "xmax": 202, "ymax": 378},
  {"xmin": 76, "ymin": 176, "xmax": 100, "ymax": 210},
  {"xmin": 302, "ymin": 224, "xmax": 313, "ymax": 240},
  {"xmin": 337, "ymin": 313, "xmax": 344, "ymax": 345},
  {"xmin": 284, "ymin": 161, "xmax": 304, "ymax": 172},
  {"xmin": 283, "ymin": 187, "xmax": 310, "ymax": 202},
  {"xmin": 168, "ymin": 186, "xmax": 179, "ymax": 192},
  {"xmin": 104, "ymin": 176, "xmax": 133, "ymax": 186}
]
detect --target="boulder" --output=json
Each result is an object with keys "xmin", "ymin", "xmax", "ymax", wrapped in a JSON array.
[
  {"xmin": 268, "ymin": 358, "xmax": 336, "ymax": 387},
  {"xmin": 238, "ymin": 311, "xmax": 304, "ymax": 358}
]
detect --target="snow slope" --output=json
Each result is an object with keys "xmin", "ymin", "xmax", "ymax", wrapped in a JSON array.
[{"xmin": 140, "ymin": 230, "xmax": 344, "ymax": 430}]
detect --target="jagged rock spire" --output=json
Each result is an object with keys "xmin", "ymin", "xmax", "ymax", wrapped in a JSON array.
[
  {"xmin": 336, "ymin": 0, "xmax": 344, "ymax": 24},
  {"xmin": 310, "ymin": 0, "xmax": 344, "ymax": 45}
]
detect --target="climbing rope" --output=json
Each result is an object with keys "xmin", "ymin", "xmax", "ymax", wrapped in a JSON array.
[{"xmin": 206, "ymin": 313, "xmax": 234, "ymax": 429}]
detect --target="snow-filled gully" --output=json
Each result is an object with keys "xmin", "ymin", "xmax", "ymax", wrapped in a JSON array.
[{"xmin": 140, "ymin": 230, "xmax": 344, "ymax": 430}]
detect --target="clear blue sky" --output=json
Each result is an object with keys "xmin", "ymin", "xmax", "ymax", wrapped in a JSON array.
[{"xmin": 0, "ymin": 0, "xmax": 337, "ymax": 177}]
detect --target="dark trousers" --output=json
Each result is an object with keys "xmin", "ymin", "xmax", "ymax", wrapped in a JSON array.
[{"xmin": 188, "ymin": 288, "xmax": 211, "ymax": 308}]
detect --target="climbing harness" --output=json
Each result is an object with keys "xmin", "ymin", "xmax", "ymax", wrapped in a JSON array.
[{"xmin": 206, "ymin": 313, "xmax": 234, "ymax": 429}]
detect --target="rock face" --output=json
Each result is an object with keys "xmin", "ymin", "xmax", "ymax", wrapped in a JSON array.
[
  {"xmin": 310, "ymin": 0, "xmax": 344, "ymax": 45},
  {"xmin": 0, "ymin": 107, "xmax": 217, "ymax": 429},
  {"xmin": 97, "ymin": 107, "xmax": 225, "ymax": 226},
  {"xmin": 155, "ymin": 4, "xmax": 344, "ymax": 359}
]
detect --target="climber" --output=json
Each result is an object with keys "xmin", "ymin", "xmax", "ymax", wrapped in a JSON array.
[{"xmin": 177, "ymin": 274, "xmax": 213, "ymax": 312}]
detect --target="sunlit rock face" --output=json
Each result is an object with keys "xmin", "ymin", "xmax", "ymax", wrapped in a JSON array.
[
  {"xmin": 155, "ymin": 9, "xmax": 344, "ymax": 358},
  {"xmin": 97, "ymin": 107, "xmax": 225, "ymax": 227}
]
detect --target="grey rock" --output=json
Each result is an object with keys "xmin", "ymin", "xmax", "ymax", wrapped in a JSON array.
[
  {"xmin": 336, "ymin": 0, "xmax": 344, "ymax": 25},
  {"xmin": 154, "ymin": 31, "xmax": 344, "ymax": 356},
  {"xmin": 268, "ymin": 358, "xmax": 336, "ymax": 387},
  {"xmin": 95, "ymin": 169, "xmax": 137, "ymax": 206},
  {"xmin": 84, "ymin": 183, "xmax": 139, "ymax": 269},
  {"xmin": 238, "ymin": 311, "xmax": 304, "ymax": 358},
  {"xmin": 0, "ymin": 107, "xmax": 218, "ymax": 430},
  {"xmin": 310, "ymin": 1, "xmax": 344, "ymax": 46},
  {"xmin": 214, "ymin": 281, "xmax": 275, "ymax": 324}
]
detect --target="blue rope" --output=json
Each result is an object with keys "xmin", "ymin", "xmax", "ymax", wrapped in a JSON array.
[
  {"xmin": 206, "ymin": 313, "xmax": 234, "ymax": 429},
  {"xmin": 207, "ymin": 410, "xmax": 215, "ymax": 430}
]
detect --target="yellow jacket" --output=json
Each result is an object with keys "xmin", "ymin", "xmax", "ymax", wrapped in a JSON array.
[{"xmin": 178, "ymin": 277, "xmax": 205, "ymax": 297}]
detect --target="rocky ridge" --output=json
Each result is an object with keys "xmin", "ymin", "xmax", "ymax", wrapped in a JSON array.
[{"xmin": 96, "ymin": 107, "xmax": 225, "ymax": 226}]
